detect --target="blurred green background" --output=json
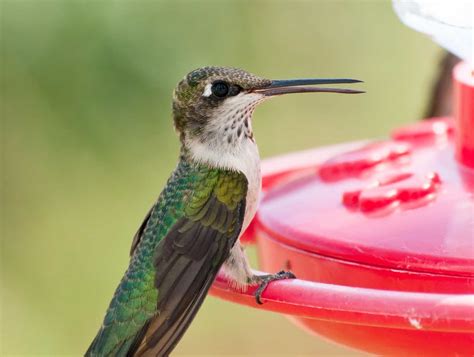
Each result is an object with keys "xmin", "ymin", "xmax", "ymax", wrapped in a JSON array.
[{"xmin": 2, "ymin": 0, "xmax": 440, "ymax": 355}]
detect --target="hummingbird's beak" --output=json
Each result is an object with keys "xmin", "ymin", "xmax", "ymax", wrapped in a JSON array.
[{"xmin": 255, "ymin": 78, "xmax": 364, "ymax": 96}]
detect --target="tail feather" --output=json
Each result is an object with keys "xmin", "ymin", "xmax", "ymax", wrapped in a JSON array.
[{"xmin": 132, "ymin": 236, "xmax": 226, "ymax": 356}]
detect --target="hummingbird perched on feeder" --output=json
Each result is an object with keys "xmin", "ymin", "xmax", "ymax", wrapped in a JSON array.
[{"xmin": 86, "ymin": 66, "xmax": 362, "ymax": 356}]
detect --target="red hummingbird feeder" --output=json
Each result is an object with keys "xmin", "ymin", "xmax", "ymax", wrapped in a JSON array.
[{"xmin": 210, "ymin": 60, "xmax": 474, "ymax": 356}]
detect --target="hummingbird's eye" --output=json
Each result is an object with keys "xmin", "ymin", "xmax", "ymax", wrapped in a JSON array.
[{"xmin": 211, "ymin": 81, "xmax": 229, "ymax": 98}]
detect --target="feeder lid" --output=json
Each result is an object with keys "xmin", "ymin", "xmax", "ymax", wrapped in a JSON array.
[{"xmin": 258, "ymin": 118, "xmax": 474, "ymax": 277}]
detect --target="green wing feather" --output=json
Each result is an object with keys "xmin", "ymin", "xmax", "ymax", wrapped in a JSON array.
[{"xmin": 86, "ymin": 158, "xmax": 247, "ymax": 356}]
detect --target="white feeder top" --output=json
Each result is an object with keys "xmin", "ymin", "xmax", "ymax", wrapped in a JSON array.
[{"xmin": 393, "ymin": 0, "xmax": 473, "ymax": 66}]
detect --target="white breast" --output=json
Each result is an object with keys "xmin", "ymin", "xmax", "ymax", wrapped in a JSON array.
[{"xmin": 234, "ymin": 141, "xmax": 261, "ymax": 232}]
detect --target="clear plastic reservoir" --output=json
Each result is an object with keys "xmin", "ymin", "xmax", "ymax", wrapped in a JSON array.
[{"xmin": 393, "ymin": 0, "xmax": 473, "ymax": 67}]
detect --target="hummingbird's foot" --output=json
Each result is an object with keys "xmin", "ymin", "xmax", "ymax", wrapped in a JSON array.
[{"xmin": 254, "ymin": 270, "xmax": 296, "ymax": 305}]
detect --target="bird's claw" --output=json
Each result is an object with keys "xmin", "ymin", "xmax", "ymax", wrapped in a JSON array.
[{"xmin": 254, "ymin": 270, "xmax": 296, "ymax": 305}]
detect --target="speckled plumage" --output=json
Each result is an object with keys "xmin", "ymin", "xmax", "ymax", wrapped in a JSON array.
[{"xmin": 87, "ymin": 156, "xmax": 247, "ymax": 356}]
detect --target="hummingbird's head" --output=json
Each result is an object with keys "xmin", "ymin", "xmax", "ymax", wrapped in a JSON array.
[
  {"xmin": 172, "ymin": 66, "xmax": 362, "ymax": 168},
  {"xmin": 172, "ymin": 66, "xmax": 271, "ymax": 145}
]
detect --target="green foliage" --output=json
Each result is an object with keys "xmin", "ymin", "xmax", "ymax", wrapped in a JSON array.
[{"xmin": 2, "ymin": 0, "xmax": 438, "ymax": 355}]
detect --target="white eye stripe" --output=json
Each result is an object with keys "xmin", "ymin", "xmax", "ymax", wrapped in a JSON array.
[{"xmin": 202, "ymin": 83, "xmax": 213, "ymax": 97}]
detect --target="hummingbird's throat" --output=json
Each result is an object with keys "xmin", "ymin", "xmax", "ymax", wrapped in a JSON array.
[
  {"xmin": 212, "ymin": 92, "xmax": 265, "ymax": 146},
  {"xmin": 184, "ymin": 92, "xmax": 263, "ymax": 174}
]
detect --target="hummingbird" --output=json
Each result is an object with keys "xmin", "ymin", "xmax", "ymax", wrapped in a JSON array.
[{"xmin": 86, "ymin": 66, "xmax": 362, "ymax": 356}]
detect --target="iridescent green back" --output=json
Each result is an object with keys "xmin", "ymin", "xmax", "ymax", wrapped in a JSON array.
[{"xmin": 86, "ymin": 157, "xmax": 248, "ymax": 356}]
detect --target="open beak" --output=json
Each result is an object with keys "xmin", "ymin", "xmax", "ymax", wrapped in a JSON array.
[{"xmin": 255, "ymin": 78, "xmax": 364, "ymax": 96}]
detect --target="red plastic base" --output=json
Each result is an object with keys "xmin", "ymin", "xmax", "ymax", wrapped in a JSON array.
[
  {"xmin": 210, "ymin": 136, "xmax": 474, "ymax": 356},
  {"xmin": 294, "ymin": 318, "xmax": 473, "ymax": 357}
]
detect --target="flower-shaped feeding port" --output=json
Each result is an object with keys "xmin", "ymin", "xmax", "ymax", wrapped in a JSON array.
[
  {"xmin": 342, "ymin": 171, "xmax": 442, "ymax": 215},
  {"xmin": 318, "ymin": 141, "xmax": 411, "ymax": 182}
]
